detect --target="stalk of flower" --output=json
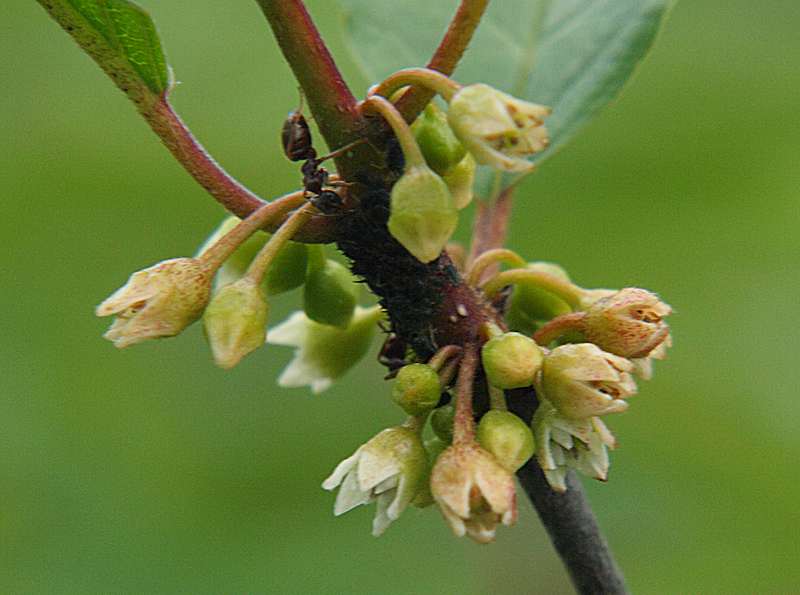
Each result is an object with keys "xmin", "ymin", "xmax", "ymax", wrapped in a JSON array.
[
  {"xmin": 322, "ymin": 415, "xmax": 428, "ymax": 536},
  {"xmin": 96, "ymin": 191, "xmax": 305, "ymax": 348},
  {"xmin": 361, "ymin": 95, "xmax": 458, "ymax": 263},
  {"xmin": 532, "ymin": 398, "xmax": 617, "ymax": 493},
  {"xmin": 481, "ymin": 267, "xmax": 586, "ymax": 308},
  {"xmin": 430, "ymin": 346, "xmax": 517, "ymax": 543},
  {"xmin": 203, "ymin": 203, "xmax": 315, "ymax": 369},
  {"xmin": 369, "ymin": 68, "xmax": 551, "ymax": 172}
]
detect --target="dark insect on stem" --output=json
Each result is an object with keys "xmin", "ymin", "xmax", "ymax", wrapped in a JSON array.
[{"xmin": 281, "ymin": 99, "xmax": 363, "ymax": 215}]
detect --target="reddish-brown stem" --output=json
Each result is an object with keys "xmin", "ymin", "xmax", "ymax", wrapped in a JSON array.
[
  {"xmin": 144, "ymin": 99, "xmax": 335, "ymax": 242},
  {"xmin": 255, "ymin": 0, "xmax": 375, "ymax": 179},
  {"xmin": 534, "ymin": 312, "xmax": 587, "ymax": 345},
  {"xmin": 452, "ymin": 344, "xmax": 479, "ymax": 445},
  {"xmin": 468, "ymin": 185, "xmax": 516, "ymax": 268},
  {"xmin": 395, "ymin": 0, "xmax": 491, "ymax": 122}
]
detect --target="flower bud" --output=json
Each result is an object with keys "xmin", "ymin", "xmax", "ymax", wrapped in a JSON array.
[
  {"xmin": 481, "ymin": 332, "xmax": 543, "ymax": 389},
  {"xmin": 506, "ymin": 262, "xmax": 573, "ymax": 334},
  {"xmin": 447, "ymin": 83, "xmax": 550, "ymax": 172},
  {"xmin": 387, "ymin": 164, "xmax": 458, "ymax": 263},
  {"xmin": 477, "ymin": 410, "xmax": 535, "ymax": 473},
  {"xmin": 392, "ymin": 363, "xmax": 441, "ymax": 416},
  {"xmin": 539, "ymin": 343, "xmax": 636, "ymax": 420},
  {"xmin": 268, "ymin": 306, "xmax": 382, "ymax": 393},
  {"xmin": 303, "ymin": 259, "xmax": 358, "ymax": 328},
  {"xmin": 198, "ymin": 217, "xmax": 308, "ymax": 296},
  {"xmin": 322, "ymin": 426, "xmax": 428, "ymax": 536},
  {"xmin": 412, "ymin": 102, "xmax": 467, "ymax": 176},
  {"xmin": 431, "ymin": 442, "xmax": 517, "ymax": 543},
  {"xmin": 430, "ymin": 404, "xmax": 455, "ymax": 443},
  {"xmin": 583, "ymin": 288, "xmax": 672, "ymax": 359},
  {"xmin": 202, "ymin": 278, "xmax": 268, "ymax": 369},
  {"xmin": 442, "ymin": 152, "xmax": 476, "ymax": 210},
  {"xmin": 96, "ymin": 257, "xmax": 212, "ymax": 348}
]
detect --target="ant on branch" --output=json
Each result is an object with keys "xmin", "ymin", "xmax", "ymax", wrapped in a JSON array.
[{"xmin": 281, "ymin": 95, "xmax": 362, "ymax": 214}]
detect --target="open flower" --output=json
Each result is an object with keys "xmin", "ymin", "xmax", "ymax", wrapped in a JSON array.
[
  {"xmin": 267, "ymin": 305, "xmax": 382, "ymax": 393},
  {"xmin": 447, "ymin": 83, "xmax": 550, "ymax": 172},
  {"xmin": 96, "ymin": 257, "xmax": 212, "ymax": 348},
  {"xmin": 538, "ymin": 343, "xmax": 637, "ymax": 419},
  {"xmin": 322, "ymin": 427, "xmax": 427, "ymax": 536},
  {"xmin": 430, "ymin": 442, "xmax": 517, "ymax": 543},
  {"xmin": 583, "ymin": 288, "xmax": 672, "ymax": 359},
  {"xmin": 532, "ymin": 398, "xmax": 617, "ymax": 492}
]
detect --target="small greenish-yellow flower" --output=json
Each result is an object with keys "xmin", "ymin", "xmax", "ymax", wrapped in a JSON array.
[
  {"xmin": 303, "ymin": 259, "xmax": 359, "ymax": 328},
  {"xmin": 430, "ymin": 404, "xmax": 455, "ymax": 443},
  {"xmin": 442, "ymin": 152, "xmax": 476, "ymax": 210},
  {"xmin": 392, "ymin": 363, "xmax": 441, "ymax": 416},
  {"xmin": 538, "ymin": 343, "xmax": 636, "ymax": 419},
  {"xmin": 412, "ymin": 102, "xmax": 467, "ymax": 176},
  {"xmin": 477, "ymin": 410, "xmax": 535, "ymax": 473},
  {"xmin": 388, "ymin": 164, "xmax": 458, "ymax": 263},
  {"xmin": 506, "ymin": 262, "xmax": 573, "ymax": 334},
  {"xmin": 481, "ymin": 332, "xmax": 543, "ymax": 389},
  {"xmin": 267, "ymin": 306, "xmax": 382, "ymax": 393},
  {"xmin": 532, "ymin": 398, "xmax": 616, "ymax": 492},
  {"xmin": 431, "ymin": 442, "xmax": 517, "ymax": 544},
  {"xmin": 203, "ymin": 278, "xmax": 268, "ymax": 369},
  {"xmin": 322, "ymin": 426, "xmax": 428, "ymax": 536},
  {"xmin": 583, "ymin": 288, "xmax": 672, "ymax": 359},
  {"xmin": 447, "ymin": 83, "xmax": 550, "ymax": 172},
  {"xmin": 96, "ymin": 257, "xmax": 212, "ymax": 348}
]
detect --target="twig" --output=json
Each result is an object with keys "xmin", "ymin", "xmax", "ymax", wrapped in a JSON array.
[
  {"xmin": 144, "ymin": 100, "xmax": 335, "ymax": 243},
  {"xmin": 516, "ymin": 463, "xmax": 628, "ymax": 594},
  {"xmin": 395, "ymin": 0, "xmax": 491, "ymax": 122},
  {"xmin": 255, "ymin": 0, "xmax": 376, "ymax": 179},
  {"xmin": 468, "ymin": 185, "xmax": 515, "ymax": 267}
]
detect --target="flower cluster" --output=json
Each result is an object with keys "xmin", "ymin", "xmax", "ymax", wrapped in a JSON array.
[{"xmin": 93, "ymin": 69, "xmax": 673, "ymax": 544}]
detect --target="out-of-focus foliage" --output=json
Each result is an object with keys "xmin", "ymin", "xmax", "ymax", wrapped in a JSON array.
[{"xmin": 2, "ymin": 0, "xmax": 799, "ymax": 592}]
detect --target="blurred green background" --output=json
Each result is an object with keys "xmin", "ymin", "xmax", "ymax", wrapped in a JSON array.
[{"xmin": 2, "ymin": 1, "xmax": 799, "ymax": 593}]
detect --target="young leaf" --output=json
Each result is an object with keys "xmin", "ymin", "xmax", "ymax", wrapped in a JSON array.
[
  {"xmin": 339, "ymin": 0, "xmax": 673, "ymax": 190},
  {"xmin": 37, "ymin": 0, "xmax": 170, "ymax": 110}
]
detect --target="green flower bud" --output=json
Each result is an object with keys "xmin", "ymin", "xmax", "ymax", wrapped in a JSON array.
[
  {"xmin": 303, "ymin": 259, "xmax": 359, "ymax": 328},
  {"xmin": 583, "ymin": 288, "xmax": 672, "ymax": 359},
  {"xmin": 506, "ymin": 262, "xmax": 573, "ymax": 334},
  {"xmin": 202, "ymin": 278, "xmax": 268, "ymax": 369},
  {"xmin": 198, "ymin": 216, "xmax": 308, "ymax": 296},
  {"xmin": 412, "ymin": 102, "xmax": 467, "ymax": 176},
  {"xmin": 96, "ymin": 257, "xmax": 212, "ymax": 348},
  {"xmin": 539, "ymin": 343, "xmax": 637, "ymax": 419},
  {"xmin": 392, "ymin": 363, "xmax": 441, "ymax": 416},
  {"xmin": 447, "ymin": 83, "xmax": 551, "ymax": 172},
  {"xmin": 264, "ymin": 241, "xmax": 308, "ymax": 296},
  {"xmin": 430, "ymin": 404, "xmax": 455, "ymax": 443},
  {"xmin": 413, "ymin": 437, "xmax": 449, "ymax": 508},
  {"xmin": 477, "ymin": 410, "xmax": 535, "ymax": 473},
  {"xmin": 442, "ymin": 152, "xmax": 476, "ymax": 210},
  {"xmin": 481, "ymin": 332, "xmax": 543, "ymax": 389},
  {"xmin": 387, "ymin": 164, "xmax": 458, "ymax": 263}
]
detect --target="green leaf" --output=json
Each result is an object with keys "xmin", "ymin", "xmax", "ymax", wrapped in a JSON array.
[
  {"xmin": 37, "ymin": 0, "xmax": 169, "ymax": 109},
  {"xmin": 339, "ymin": 0, "xmax": 672, "ymax": 189}
]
